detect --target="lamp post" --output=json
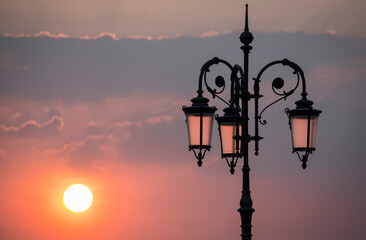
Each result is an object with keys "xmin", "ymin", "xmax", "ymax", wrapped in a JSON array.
[{"xmin": 182, "ymin": 4, "xmax": 322, "ymax": 240}]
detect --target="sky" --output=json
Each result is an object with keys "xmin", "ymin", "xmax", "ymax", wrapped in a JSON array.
[
  {"xmin": 1, "ymin": 0, "xmax": 366, "ymax": 38},
  {"xmin": 0, "ymin": 1, "xmax": 366, "ymax": 240}
]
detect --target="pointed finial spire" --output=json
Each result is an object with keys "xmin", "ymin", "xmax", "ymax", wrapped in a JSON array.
[
  {"xmin": 245, "ymin": 4, "xmax": 249, "ymax": 31},
  {"xmin": 239, "ymin": 4, "xmax": 253, "ymax": 45}
]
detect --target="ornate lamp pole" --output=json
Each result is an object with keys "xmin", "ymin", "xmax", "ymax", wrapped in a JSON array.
[{"xmin": 182, "ymin": 4, "xmax": 322, "ymax": 240}]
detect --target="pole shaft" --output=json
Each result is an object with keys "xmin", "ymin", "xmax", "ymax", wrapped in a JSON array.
[{"xmin": 238, "ymin": 4, "xmax": 255, "ymax": 240}]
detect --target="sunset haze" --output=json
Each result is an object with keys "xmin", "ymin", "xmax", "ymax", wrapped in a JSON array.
[{"xmin": 0, "ymin": 1, "xmax": 365, "ymax": 240}]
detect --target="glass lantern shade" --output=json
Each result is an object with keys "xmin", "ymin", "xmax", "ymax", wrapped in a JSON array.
[
  {"xmin": 182, "ymin": 95, "xmax": 217, "ymax": 151},
  {"xmin": 286, "ymin": 99, "xmax": 321, "ymax": 153},
  {"xmin": 219, "ymin": 122, "xmax": 242, "ymax": 156},
  {"xmin": 216, "ymin": 106, "xmax": 242, "ymax": 158},
  {"xmin": 289, "ymin": 115, "xmax": 318, "ymax": 151},
  {"xmin": 186, "ymin": 112, "xmax": 215, "ymax": 149}
]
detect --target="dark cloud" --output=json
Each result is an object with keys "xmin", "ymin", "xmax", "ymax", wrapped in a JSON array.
[
  {"xmin": 1, "ymin": 33, "xmax": 364, "ymax": 103},
  {"xmin": 0, "ymin": 32, "xmax": 365, "ymax": 240}
]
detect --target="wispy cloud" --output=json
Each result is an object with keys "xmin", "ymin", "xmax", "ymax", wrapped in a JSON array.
[
  {"xmin": 113, "ymin": 120, "xmax": 143, "ymax": 129},
  {"xmin": 46, "ymin": 134, "xmax": 107, "ymax": 155},
  {"xmin": 2, "ymin": 33, "xmax": 32, "ymax": 38},
  {"xmin": 200, "ymin": 30, "xmax": 232, "ymax": 38},
  {"xmin": 325, "ymin": 29, "xmax": 337, "ymax": 36},
  {"xmin": 3, "ymin": 31, "xmax": 119, "ymax": 41},
  {"xmin": 308, "ymin": 58, "xmax": 366, "ymax": 108},
  {"xmin": 3, "ymin": 31, "xmax": 152, "ymax": 41},
  {"xmin": 145, "ymin": 115, "xmax": 174, "ymax": 125},
  {"xmin": 310, "ymin": 59, "xmax": 366, "ymax": 87},
  {"xmin": 82, "ymin": 32, "xmax": 119, "ymax": 40},
  {"xmin": 2, "ymin": 30, "xmax": 234, "ymax": 41},
  {"xmin": 0, "ymin": 115, "xmax": 64, "ymax": 133},
  {"xmin": 33, "ymin": 31, "xmax": 68, "ymax": 39},
  {"xmin": 10, "ymin": 112, "xmax": 22, "ymax": 120},
  {"xmin": 200, "ymin": 31, "xmax": 220, "ymax": 38},
  {"xmin": 86, "ymin": 120, "xmax": 104, "ymax": 127},
  {"xmin": 111, "ymin": 115, "xmax": 174, "ymax": 129},
  {"xmin": 44, "ymin": 133, "xmax": 122, "ymax": 170},
  {"xmin": 127, "ymin": 35, "xmax": 154, "ymax": 40}
]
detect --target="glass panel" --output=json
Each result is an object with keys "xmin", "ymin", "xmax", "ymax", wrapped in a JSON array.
[
  {"xmin": 220, "ymin": 123, "xmax": 241, "ymax": 155},
  {"xmin": 290, "ymin": 115, "xmax": 318, "ymax": 149},
  {"xmin": 186, "ymin": 113, "xmax": 214, "ymax": 147}
]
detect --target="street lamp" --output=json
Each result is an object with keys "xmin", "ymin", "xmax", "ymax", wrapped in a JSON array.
[
  {"xmin": 182, "ymin": 4, "xmax": 322, "ymax": 240},
  {"xmin": 182, "ymin": 94, "xmax": 217, "ymax": 167},
  {"xmin": 286, "ymin": 98, "xmax": 321, "ymax": 169}
]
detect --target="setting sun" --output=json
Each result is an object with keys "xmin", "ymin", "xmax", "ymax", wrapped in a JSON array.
[{"xmin": 63, "ymin": 184, "xmax": 93, "ymax": 213}]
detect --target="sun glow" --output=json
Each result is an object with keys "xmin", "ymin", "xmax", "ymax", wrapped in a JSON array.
[{"xmin": 63, "ymin": 184, "xmax": 93, "ymax": 213}]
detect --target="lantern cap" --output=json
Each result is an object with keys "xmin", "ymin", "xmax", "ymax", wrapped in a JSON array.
[
  {"xmin": 182, "ymin": 95, "xmax": 217, "ymax": 114},
  {"xmin": 216, "ymin": 106, "xmax": 239, "ymax": 124},
  {"xmin": 191, "ymin": 95, "xmax": 209, "ymax": 106},
  {"xmin": 295, "ymin": 98, "xmax": 314, "ymax": 109},
  {"xmin": 287, "ymin": 98, "xmax": 322, "ymax": 116}
]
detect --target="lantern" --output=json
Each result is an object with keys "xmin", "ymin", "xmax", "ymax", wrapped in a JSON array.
[
  {"xmin": 216, "ymin": 106, "xmax": 242, "ymax": 174},
  {"xmin": 286, "ymin": 98, "xmax": 321, "ymax": 168},
  {"xmin": 182, "ymin": 95, "xmax": 217, "ymax": 166},
  {"xmin": 216, "ymin": 106, "xmax": 242, "ymax": 157}
]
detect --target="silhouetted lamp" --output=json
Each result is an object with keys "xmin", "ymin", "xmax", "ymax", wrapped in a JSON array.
[
  {"xmin": 286, "ymin": 98, "xmax": 322, "ymax": 169},
  {"xmin": 216, "ymin": 106, "xmax": 242, "ymax": 173},
  {"xmin": 182, "ymin": 4, "xmax": 322, "ymax": 240},
  {"xmin": 182, "ymin": 94, "xmax": 217, "ymax": 167}
]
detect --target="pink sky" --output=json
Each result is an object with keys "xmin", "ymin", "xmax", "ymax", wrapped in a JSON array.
[
  {"xmin": 1, "ymin": 0, "xmax": 365, "ymax": 38},
  {"xmin": 0, "ymin": 1, "xmax": 365, "ymax": 240}
]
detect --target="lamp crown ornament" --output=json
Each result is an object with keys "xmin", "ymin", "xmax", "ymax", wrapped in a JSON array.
[{"xmin": 240, "ymin": 4, "xmax": 254, "ymax": 45}]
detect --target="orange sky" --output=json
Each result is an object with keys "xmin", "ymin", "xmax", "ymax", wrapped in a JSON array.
[{"xmin": 0, "ymin": 1, "xmax": 365, "ymax": 240}]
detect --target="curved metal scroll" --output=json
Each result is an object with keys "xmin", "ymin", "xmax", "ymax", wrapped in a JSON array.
[
  {"xmin": 252, "ymin": 58, "xmax": 308, "ymax": 155},
  {"xmin": 194, "ymin": 57, "xmax": 242, "ymax": 172},
  {"xmin": 197, "ymin": 57, "xmax": 238, "ymax": 107},
  {"xmin": 258, "ymin": 72, "xmax": 300, "ymax": 125}
]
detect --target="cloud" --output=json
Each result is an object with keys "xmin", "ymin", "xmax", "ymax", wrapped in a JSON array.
[
  {"xmin": 200, "ymin": 31, "xmax": 220, "ymax": 38},
  {"xmin": 46, "ymin": 134, "xmax": 107, "ymax": 155},
  {"xmin": 125, "ymin": 34, "xmax": 172, "ymax": 40},
  {"xmin": 0, "ymin": 50, "xmax": 32, "ymax": 72},
  {"xmin": 2, "ymin": 33, "xmax": 32, "ymax": 38},
  {"xmin": 127, "ymin": 35, "xmax": 154, "ymax": 41},
  {"xmin": 0, "ymin": 92, "xmax": 182, "ymax": 168},
  {"xmin": 308, "ymin": 58, "xmax": 366, "ymax": 108},
  {"xmin": 197, "ymin": 30, "xmax": 232, "ymax": 38},
  {"xmin": 86, "ymin": 120, "xmax": 104, "ymax": 127},
  {"xmin": 145, "ymin": 115, "xmax": 174, "ymax": 125},
  {"xmin": 0, "ymin": 20, "xmax": 365, "ymax": 240},
  {"xmin": 43, "ymin": 132, "xmax": 126, "ymax": 169},
  {"xmin": 310, "ymin": 60, "xmax": 366, "ymax": 87},
  {"xmin": 2, "ymin": 30, "xmax": 234, "ymax": 41},
  {"xmin": 113, "ymin": 120, "xmax": 143, "ymax": 129},
  {"xmin": 87, "ymin": 113, "xmax": 175, "ymax": 130},
  {"xmin": 33, "ymin": 31, "xmax": 68, "ymax": 39},
  {"xmin": 325, "ymin": 29, "xmax": 337, "ymax": 35},
  {"xmin": 3, "ymin": 31, "xmax": 160, "ymax": 41},
  {"xmin": 3, "ymin": 31, "xmax": 119, "ymax": 41},
  {"xmin": 90, "ymin": 32, "xmax": 119, "ymax": 40},
  {"xmin": 10, "ymin": 112, "xmax": 22, "ymax": 120},
  {"xmin": 0, "ymin": 115, "xmax": 64, "ymax": 133}
]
